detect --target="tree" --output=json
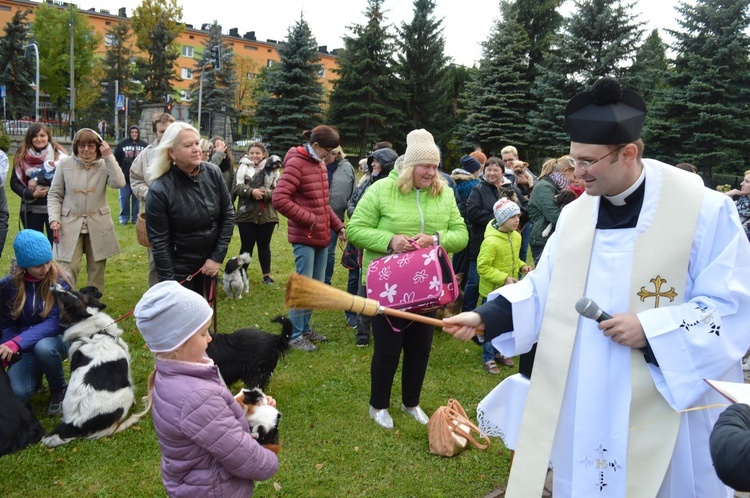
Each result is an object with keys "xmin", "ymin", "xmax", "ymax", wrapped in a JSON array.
[
  {"xmin": 131, "ymin": 0, "xmax": 183, "ymax": 104},
  {"xmin": 527, "ymin": 0, "xmax": 643, "ymax": 156},
  {"xmin": 32, "ymin": 3, "xmax": 101, "ymax": 116},
  {"xmin": 255, "ymin": 15, "xmax": 324, "ymax": 153},
  {"xmin": 328, "ymin": 0, "xmax": 404, "ymax": 156},
  {"xmin": 101, "ymin": 22, "xmax": 140, "ymax": 118},
  {"xmin": 396, "ymin": 0, "xmax": 451, "ymax": 145},
  {"xmin": 233, "ymin": 56, "xmax": 262, "ymax": 136},
  {"xmin": 0, "ymin": 9, "xmax": 35, "ymax": 119},
  {"xmin": 188, "ymin": 21, "xmax": 238, "ymax": 136},
  {"xmin": 645, "ymin": 0, "xmax": 750, "ymax": 183},
  {"xmin": 457, "ymin": 2, "xmax": 532, "ymax": 156},
  {"xmin": 621, "ymin": 29, "xmax": 668, "ymax": 108},
  {"xmin": 509, "ymin": 0, "xmax": 564, "ymax": 84}
]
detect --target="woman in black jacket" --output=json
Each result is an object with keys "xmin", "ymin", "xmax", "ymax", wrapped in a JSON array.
[{"xmin": 145, "ymin": 122, "xmax": 235, "ymax": 299}]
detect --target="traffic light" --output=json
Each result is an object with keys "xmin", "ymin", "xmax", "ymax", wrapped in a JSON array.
[{"xmin": 210, "ymin": 45, "xmax": 221, "ymax": 70}]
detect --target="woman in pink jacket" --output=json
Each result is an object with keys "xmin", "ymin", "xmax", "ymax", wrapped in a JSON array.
[
  {"xmin": 272, "ymin": 125, "xmax": 345, "ymax": 352},
  {"xmin": 135, "ymin": 281, "xmax": 278, "ymax": 497}
]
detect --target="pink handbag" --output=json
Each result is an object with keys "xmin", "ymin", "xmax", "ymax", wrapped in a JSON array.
[{"xmin": 366, "ymin": 246, "xmax": 459, "ymax": 313}]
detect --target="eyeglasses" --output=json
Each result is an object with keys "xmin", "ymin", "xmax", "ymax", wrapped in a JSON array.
[
  {"xmin": 79, "ymin": 143, "xmax": 98, "ymax": 150},
  {"xmin": 572, "ymin": 145, "xmax": 626, "ymax": 171}
]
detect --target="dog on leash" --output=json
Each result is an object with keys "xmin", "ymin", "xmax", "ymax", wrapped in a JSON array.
[
  {"xmin": 0, "ymin": 367, "xmax": 45, "ymax": 456},
  {"xmin": 223, "ymin": 253, "xmax": 251, "ymax": 299},
  {"xmin": 234, "ymin": 387, "xmax": 281, "ymax": 454},
  {"xmin": 42, "ymin": 285, "xmax": 148, "ymax": 447},
  {"xmin": 207, "ymin": 316, "xmax": 292, "ymax": 390}
]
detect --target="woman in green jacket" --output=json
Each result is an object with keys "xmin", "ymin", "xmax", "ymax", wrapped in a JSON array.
[{"xmin": 347, "ymin": 129, "xmax": 468, "ymax": 430}]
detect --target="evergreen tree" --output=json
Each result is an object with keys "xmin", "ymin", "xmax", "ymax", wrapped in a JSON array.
[
  {"xmin": 621, "ymin": 29, "xmax": 668, "ymax": 108},
  {"xmin": 646, "ymin": 0, "xmax": 750, "ymax": 183},
  {"xmin": 327, "ymin": 0, "xmax": 403, "ymax": 156},
  {"xmin": 0, "ymin": 9, "xmax": 35, "ymax": 119},
  {"xmin": 101, "ymin": 22, "xmax": 139, "ymax": 118},
  {"xmin": 32, "ymin": 3, "xmax": 101, "ymax": 115},
  {"xmin": 254, "ymin": 15, "xmax": 324, "ymax": 153},
  {"xmin": 396, "ymin": 0, "xmax": 451, "ymax": 145},
  {"xmin": 527, "ymin": 0, "xmax": 642, "ymax": 156},
  {"xmin": 510, "ymin": 0, "xmax": 564, "ymax": 83},
  {"xmin": 188, "ymin": 22, "xmax": 238, "ymax": 135},
  {"xmin": 457, "ymin": 3, "xmax": 532, "ymax": 156},
  {"xmin": 131, "ymin": 0, "xmax": 183, "ymax": 104}
]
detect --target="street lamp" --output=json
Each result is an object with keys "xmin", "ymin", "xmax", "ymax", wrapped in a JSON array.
[{"xmin": 23, "ymin": 42, "xmax": 39, "ymax": 121}]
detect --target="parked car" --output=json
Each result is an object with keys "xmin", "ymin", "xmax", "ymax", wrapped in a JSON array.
[{"xmin": 2, "ymin": 119, "xmax": 34, "ymax": 136}]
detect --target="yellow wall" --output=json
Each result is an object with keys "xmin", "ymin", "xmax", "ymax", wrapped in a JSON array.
[{"xmin": 0, "ymin": 0, "xmax": 338, "ymax": 103}]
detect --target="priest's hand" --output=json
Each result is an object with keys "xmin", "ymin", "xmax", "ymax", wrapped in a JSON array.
[
  {"xmin": 599, "ymin": 313, "xmax": 647, "ymax": 349},
  {"xmin": 442, "ymin": 312, "xmax": 485, "ymax": 341}
]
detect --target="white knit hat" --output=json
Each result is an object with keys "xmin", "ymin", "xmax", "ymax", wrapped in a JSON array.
[
  {"xmin": 135, "ymin": 281, "xmax": 213, "ymax": 353},
  {"xmin": 403, "ymin": 129, "xmax": 440, "ymax": 169},
  {"xmin": 493, "ymin": 198, "xmax": 521, "ymax": 227}
]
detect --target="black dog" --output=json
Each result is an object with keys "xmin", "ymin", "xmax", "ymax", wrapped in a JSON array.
[
  {"xmin": 0, "ymin": 367, "xmax": 45, "ymax": 456},
  {"xmin": 207, "ymin": 316, "xmax": 292, "ymax": 390}
]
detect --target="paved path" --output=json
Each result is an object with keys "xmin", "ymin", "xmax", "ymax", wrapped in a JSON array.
[{"xmin": 486, "ymin": 366, "xmax": 750, "ymax": 498}]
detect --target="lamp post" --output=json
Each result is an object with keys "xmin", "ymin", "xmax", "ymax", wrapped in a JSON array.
[{"xmin": 23, "ymin": 42, "xmax": 39, "ymax": 121}]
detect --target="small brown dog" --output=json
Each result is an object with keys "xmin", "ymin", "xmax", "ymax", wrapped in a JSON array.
[
  {"xmin": 234, "ymin": 387, "xmax": 281, "ymax": 454},
  {"xmin": 437, "ymin": 273, "xmax": 464, "ymax": 320}
]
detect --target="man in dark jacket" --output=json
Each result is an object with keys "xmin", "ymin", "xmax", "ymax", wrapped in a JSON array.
[
  {"xmin": 710, "ymin": 403, "xmax": 750, "ymax": 492},
  {"xmin": 113, "ymin": 125, "xmax": 147, "ymax": 225}
]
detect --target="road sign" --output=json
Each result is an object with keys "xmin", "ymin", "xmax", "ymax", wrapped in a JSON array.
[
  {"xmin": 0, "ymin": 86, "xmax": 5, "ymax": 98},
  {"xmin": 116, "ymin": 94, "xmax": 124, "ymax": 109}
]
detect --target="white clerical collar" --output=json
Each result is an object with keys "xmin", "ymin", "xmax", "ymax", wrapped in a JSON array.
[{"xmin": 605, "ymin": 167, "xmax": 646, "ymax": 206}]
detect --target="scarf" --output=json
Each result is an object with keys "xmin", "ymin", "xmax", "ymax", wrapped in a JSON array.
[
  {"xmin": 15, "ymin": 143, "xmax": 55, "ymax": 187},
  {"xmin": 548, "ymin": 170, "xmax": 570, "ymax": 191}
]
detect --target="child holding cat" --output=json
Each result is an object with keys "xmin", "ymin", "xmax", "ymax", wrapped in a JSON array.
[{"xmin": 136, "ymin": 281, "xmax": 278, "ymax": 497}]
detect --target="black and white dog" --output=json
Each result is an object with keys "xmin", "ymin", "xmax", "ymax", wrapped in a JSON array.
[
  {"xmin": 222, "ymin": 252, "xmax": 251, "ymax": 299},
  {"xmin": 234, "ymin": 387, "xmax": 281, "ymax": 454},
  {"xmin": 42, "ymin": 286, "xmax": 148, "ymax": 447},
  {"xmin": 207, "ymin": 315, "xmax": 292, "ymax": 390},
  {"xmin": 0, "ymin": 366, "xmax": 45, "ymax": 456}
]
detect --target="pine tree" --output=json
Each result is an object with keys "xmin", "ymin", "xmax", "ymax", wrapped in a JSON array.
[
  {"xmin": 131, "ymin": 0, "xmax": 183, "ymax": 103},
  {"xmin": 327, "ymin": 0, "xmax": 403, "ymax": 156},
  {"xmin": 396, "ymin": 0, "xmax": 451, "ymax": 145},
  {"xmin": 188, "ymin": 22, "xmax": 238, "ymax": 135},
  {"xmin": 457, "ymin": 3, "xmax": 532, "ymax": 156},
  {"xmin": 509, "ymin": 0, "xmax": 564, "ymax": 83},
  {"xmin": 527, "ymin": 0, "xmax": 643, "ymax": 156},
  {"xmin": 645, "ymin": 0, "xmax": 750, "ymax": 183},
  {"xmin": 0, "ymin": 9, "xmax": 35, "ymax": 119},
  {"xmin": 101, "ymin": 22, "xmax": 139, "ymax": 119},
  {"xmin": 621, "ymin": 29, "xmax": 668, "ymax": 108},
  {"xmin": 254, "ymin": 15, "xmax": 324, "ymax": 153}
]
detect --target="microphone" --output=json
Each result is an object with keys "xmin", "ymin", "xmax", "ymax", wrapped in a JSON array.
[{"xmin": 575, "ymin": 297, "xmax": 612, "ymax": 323}]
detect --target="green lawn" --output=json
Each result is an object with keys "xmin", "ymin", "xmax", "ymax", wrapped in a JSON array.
[{"xmin": 0, "ymin": 180, "xmax": 515, "ymax": 497}]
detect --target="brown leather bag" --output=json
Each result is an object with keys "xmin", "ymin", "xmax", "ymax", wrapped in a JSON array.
[
  {"xmin": 135, "ymin": 212, "xmax": 151, "ymax": 248},
  {"xmin": 427, "ymin": 399, "xmax": 490, "ymax": 457}
]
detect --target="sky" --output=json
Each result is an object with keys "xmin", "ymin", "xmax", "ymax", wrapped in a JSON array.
[{"xmin": 78, "ymin": 0, "xmax": 689, "ymax": 67}]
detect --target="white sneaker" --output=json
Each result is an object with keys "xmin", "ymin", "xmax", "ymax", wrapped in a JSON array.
[
  {"xmin": 401, "ymin": 404, "xmax": 429, "ymax": 425},
  {"xmin": 369, "ymin": 406, "xmax": 394, "ymax": 429}
]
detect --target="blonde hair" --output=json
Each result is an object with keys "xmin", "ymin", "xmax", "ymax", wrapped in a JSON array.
[
  {"xmin": 397, "ymin": 163, "xmax": 446, "ymax": 196},
  {"xmin": 199, "ymin": 138, "xmax": 212, "ymax": 153},
  {"xmin": 540, "ymin": 155, "xmax": 574, "ymax": 178},
  {"xmin": 501, "ymin": 145, "xmax": 518, "ymax": 157},
  {"xmin": 151, "ymin": 122, "xmax": 200, "ymax": 180},
  {"xmin": 11, "ymin": 261, "xmax": 70, "ymax": 319}
]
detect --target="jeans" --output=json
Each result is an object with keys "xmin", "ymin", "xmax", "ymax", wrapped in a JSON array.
[
  {"xmin": 477, "ymin": 297, "xmax": 498, "ymax": 362},
  {"xmin": 7, "ymin": 335, "xmax": 68, "ymax": 401},
  {"xmin": 345, "ymin": 268, "xmax": 360, "ymax": 322},
  {"xmin": 519, "ymin": 221, "xmax": 531, "ymax": 265},
  {"xmin": 289, "ymin": 243, "xmax": 328, "ymax": 340},
  {"xmin": 462, "ymin": 260, "xmax": 480, "ymax": 312},
  {"xmin": 324, "ymin": 230, "xmax": 338, "ymax": 285},
  {"xmin": 118, "ymin": 183, "xmax": 140, "ymax": 224}
]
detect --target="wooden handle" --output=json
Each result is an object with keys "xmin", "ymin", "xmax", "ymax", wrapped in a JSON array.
[{"xmin": 379, "ymin": 307, "xmax": 445, "ymax": 327}]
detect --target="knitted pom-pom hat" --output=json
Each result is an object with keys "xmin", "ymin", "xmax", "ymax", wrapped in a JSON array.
[{"xmin": 403, "ymin": 129, "xmax": 440, "ymax": 169}]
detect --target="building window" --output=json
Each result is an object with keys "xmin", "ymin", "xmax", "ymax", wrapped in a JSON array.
[
  {"xmin": 181, "ymin": 68, "xmax": 193, "ymax": 79},
  {"xmin": 317, "ymin": 68, "xmax": 326, "ymax": 78},
  {"xmin": 182, "ymin": 46, "xmax": 194, "ymax": 58},
  {"xmin": 267, "ymin": 60, "xmax": 278, "ymax": 68},
  {"xmin": 104, "ymin": 33, "xmax": 116, "ymax": 47},
  {"xmin": 180, "ymin": 90, "xmax": 192, "ymax": 101},
  {"xmin": 244, "ymin": 45, "xmax": 258, "ymax": 51}
]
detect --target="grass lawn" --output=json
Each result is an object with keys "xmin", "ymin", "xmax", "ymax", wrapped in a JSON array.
[{"xmin": 0, "ymin": 179, "xmax": 516, "ymax": 497}]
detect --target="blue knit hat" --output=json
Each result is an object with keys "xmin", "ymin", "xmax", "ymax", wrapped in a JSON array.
[
  {"xmin": 459, "ymin": 155, "xmax": 482, "ymax": 174},
  {"xmin": 135, "ymin": 281, "xmax": 213, "ymax": 353},
  {"xmin": 13, "ymin": 229, "xmax": 53, "ymax": 268}
]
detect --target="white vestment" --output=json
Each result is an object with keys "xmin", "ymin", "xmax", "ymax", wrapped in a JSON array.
[{"xmin": 483, "ymin": 159, "xmax": 750, "ymax": 497}]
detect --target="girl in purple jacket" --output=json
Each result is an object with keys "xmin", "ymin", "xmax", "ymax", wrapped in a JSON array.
[
  {"xmin": 135, "ymin": 281, "xmax": 278, "ymax": 498},
  {"xmin": 0, "ymin": 229, "xmax": 70, "ymax": 415}
]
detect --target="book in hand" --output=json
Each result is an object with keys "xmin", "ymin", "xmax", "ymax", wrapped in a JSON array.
[{"xmin": 705, "ymin": 379, "xmax": 750, "ymax": 405}]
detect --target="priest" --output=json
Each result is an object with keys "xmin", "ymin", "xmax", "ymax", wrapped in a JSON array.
[{"xmin": 443, "ymin": 77, "xmax": 750, "ymax": 498}]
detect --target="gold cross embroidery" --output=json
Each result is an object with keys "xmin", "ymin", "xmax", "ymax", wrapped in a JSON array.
[{"xmin": 637, "ymin": 275, "xmax": 678, "ymax": 308}]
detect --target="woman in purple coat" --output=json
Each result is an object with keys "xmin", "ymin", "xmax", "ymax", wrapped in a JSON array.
[{"xmin": 136, "ymin": 281, "xmax": 278, "ymax": 497}]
